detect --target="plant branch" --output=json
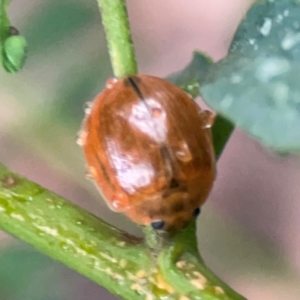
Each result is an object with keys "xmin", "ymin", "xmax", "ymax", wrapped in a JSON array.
[
  {"xmin": 96, "ymin": 0, "xmax": 138, "ymax": 78},
  {"xmin": 0, "ymin": 163, "xmax": 245, "ymax": 300}
]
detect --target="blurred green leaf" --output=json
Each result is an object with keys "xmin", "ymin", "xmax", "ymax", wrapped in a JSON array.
[
  {"xmin": 168, "ymin": 52, "xmax": 234, "ymax": 157},
  {"xmin": 168, "ymin": 51, "xmax": 212, "ymax": 98},
  {"xmin": 201, "ymin": 0, "xmax": 300, "ymax": 152},
  {"xmin": 24, "ymin": 0, "xmax": 97, "ymax": 56},
  {"xmin": 2, "ymin": 34, "xmax": 27, "ymax": 73}
]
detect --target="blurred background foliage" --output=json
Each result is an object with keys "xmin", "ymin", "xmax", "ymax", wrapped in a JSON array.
[
  {"xmin": 202, "ymin": 0, "xmax": 300, "ymax": 152},
  {"xmin": 0, "ymin": 0, "xmax": 300, "ymax": 299}
]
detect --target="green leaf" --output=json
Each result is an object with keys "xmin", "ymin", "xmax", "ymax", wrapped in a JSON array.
[
  {"xmin": 168, "ymin": 51, "xmax": 213, "ymax": 98},
  {"xmin": 211, "ymin": 115, "xmax": 234, "ymax": 159},
  {"xmin": 2, "ymin": 35, "xmax": 27, "ymax": 73},
  {"xmin": 201, "ymin": 0, "xmax": 300, "ymax": 152},
  {"xmin": 0, "ymin": 1, "xmax": 27, "ymax": 73},
  {"xmin": 168, "ymin": 52, "xmax": 234, "ymax": 158}
]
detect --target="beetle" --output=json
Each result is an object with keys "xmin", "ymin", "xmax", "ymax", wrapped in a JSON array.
[{"xmin": 80, "ymin": 75, "xmax": 216, "ymax": 232}]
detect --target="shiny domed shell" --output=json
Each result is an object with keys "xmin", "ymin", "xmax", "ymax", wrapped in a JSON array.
[{"xmin": 81, "ymin": 74, "xmax": 216, "ymax": 232}]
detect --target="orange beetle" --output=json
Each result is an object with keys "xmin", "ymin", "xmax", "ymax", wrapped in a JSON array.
[{"xmin": 80, "ymin": 75, "xmax": 216, "ymax": 232}]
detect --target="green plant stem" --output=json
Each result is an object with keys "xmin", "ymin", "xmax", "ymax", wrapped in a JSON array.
[
  {"xmin": 0, "ymin": 0, "xmax": 10, "ymax": 44},
  {"xmin": 0, "ymin": 163, "xmax": 245, "ymax": 300},
  {"xmin": 96, "ymin": 0, "xmax": 137, "ymax": 78}
]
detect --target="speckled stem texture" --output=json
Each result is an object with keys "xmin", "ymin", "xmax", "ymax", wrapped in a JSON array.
[
  {"xmin": 97, "ymin": 0, "xmax": 138, "ymax": 78},
  {"xmin": 0, "ymin": 163, "xmax": 245, "ymax": 300}
]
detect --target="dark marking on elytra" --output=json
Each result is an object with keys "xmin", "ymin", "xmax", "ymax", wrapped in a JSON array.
[
  {"xmin": 169, "ymin": 178, "xmax": 179, "ymax": 189},
  {"xmin": 171, "ymin": 201, "xmax": 185, "ymax": 213},
  {"xmin": 147, "ymin": 205, "xmax": 168, "ymax": 218},
  {"xmin": 162, "ymin": 185, "xmax": 188, "ymax": 198},
  {"xmin": 157, "ymin": 205, "xmax": 168, "ymax": 216},
  {"xmin": 124, "ymin": 76, "xmax": 143, "ymax": 99},
  {"xmin": 93, "ymin": 146, "xmax": 115, "ymax": 190},
  {"xmin": 99, "ymin": 161, "xmax": 110, "ymax": 183},
  {"xmin": 159, "ymin": 145, "xmax": 174, "ymax": 180},
  {"xmin": 159, "ymin": 145, "xmax": 171, "ymax": 161}
]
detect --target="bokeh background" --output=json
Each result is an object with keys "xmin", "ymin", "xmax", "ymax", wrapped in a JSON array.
[{"xmin": 1, "ymin": 0, "xmax": 300, "ymax": 299}]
